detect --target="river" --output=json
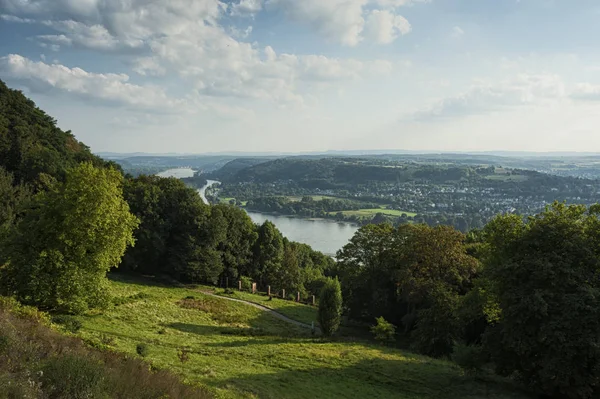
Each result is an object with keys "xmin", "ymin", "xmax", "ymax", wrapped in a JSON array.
[
  {"xmin": 245, "ymin": 211, "xmax": 357, "ymax": 255},
  {"xmin": 156, "ymin": 168, "xmax": 357, "ymax": 255}
]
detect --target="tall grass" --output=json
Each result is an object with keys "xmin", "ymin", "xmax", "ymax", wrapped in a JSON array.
[{"xmin": 0, "ymin": 297, "xmax": 211, "ymax": 399}]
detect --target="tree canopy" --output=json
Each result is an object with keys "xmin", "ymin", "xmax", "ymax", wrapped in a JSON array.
[{"xmin": 1, "ymin": 163, "xmax": 138, "ymax": 314}]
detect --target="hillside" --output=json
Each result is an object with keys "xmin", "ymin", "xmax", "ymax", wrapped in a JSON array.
[
  {"xmin": 218, "ymin": 157, "xmax": 594, "ymax": 189},
  {"xmin": 71, "ymin": 274, "xmax": 530, "ymax": 399},
  {"xmin": 0, "ymin": 79, "xmax": 109, "ymax": 186},
  {"xmin": 209, "ymin": 157, "xmax": 275, "ymax": 181}
]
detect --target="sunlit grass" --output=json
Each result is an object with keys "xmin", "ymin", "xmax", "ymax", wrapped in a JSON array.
[{"xmin": 73, "ymin": 274, "xmax": 532, "ymax": 399}]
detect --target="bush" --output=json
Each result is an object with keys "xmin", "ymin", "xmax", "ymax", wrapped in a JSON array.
[
  {"xmin": 177, "ymin": 347, "xmax": 191, "ymax": 363},
  {"xmin": 451, "ymin": 343, "xmax": 486, "ymax": 374},
  {"xmin": 99, "ymin": 333, "xmax": 115, "ymax": 346},
  {"xmin": 136, "ymin": 343, "xmax": 149, "ymax": 357},
  {"xmin": 41, "ymin": 354, "xmax": 107, "ymax": 399},
  {"xmin": 240, "ymin": 276, "xmax": 253, "ymax": 291},
  {"xmin": 370, "ymin": 317, "xmax": 396, "ymax": 343},
  {"xmin": 318, "ymin": 278, "xmax": 342, "ymax": 337},
  {"xmin": 52, "ymin": 315, "xmax": 83, "ymax": 333}
]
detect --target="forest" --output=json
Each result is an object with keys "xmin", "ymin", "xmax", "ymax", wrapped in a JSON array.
[{"xmin": 1, "ymin": 79, "xmax": 600, "ymax": 398}]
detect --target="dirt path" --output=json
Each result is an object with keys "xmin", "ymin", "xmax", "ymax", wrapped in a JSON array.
[{"xmin": 201, "ymin": 291, "xmax": 320, "ymax": 333}]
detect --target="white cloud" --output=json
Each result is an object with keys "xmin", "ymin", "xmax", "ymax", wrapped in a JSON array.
[
  {"xmin": 571, "ymin": 83, "xmax": 600, "ymax": 101},
  {"xmin": 451, "ymin": 26, "xmax": 465, "ymax": 38},
  {"xmin": 230, "ymin": 0, "xmax": 263, "ymax": 17},
  {"xmin": 410, "ymin": 74, "xmax": 567, "ymax": 120},
  {"xmin": 372, "ymin": 0, "xmax": 430, "ymax": 8},
  {"xmin": 267, "ymin": 0, "xmax": 369, "ymax": 46},
  {"xmin": 364, "ymin": 10, "xmax": 411, "ymax": 44},
  {"xmin": 1, "ymin": 0, "xmax": 402, "ymax": 106},
  {"xmin": 266, "ymin": 0, "xmax": 418, "ymax": 45},
  {"xmin": 131, "ymin": 57, "xmax": 166, "ymax": 77},
  {"xmin": 1, "ymin": 0, "xmax": 222, "ymax": 49},
  {"xmin": 229, "ymin": 25, "xmax": 254, "ymax": 39},
  {"xmin": 0, "ymin": 14, "xmax": 35, "ymax": 23},
  {"xmin": 0, "ymin": 54, "xmax": 181, "ymax": 110}
]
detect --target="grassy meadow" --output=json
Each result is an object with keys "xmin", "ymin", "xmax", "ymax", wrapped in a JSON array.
[
  {"xmin": 66, "ymin": 274, "xmax": 532, "ymax": 399},
  {"xmin": 331, "ymin": 207, "xmax": 417, "ymax": 218},
  {"xmin": 214, "ymin": 289, "xmax": 318, "ymax": 326}
]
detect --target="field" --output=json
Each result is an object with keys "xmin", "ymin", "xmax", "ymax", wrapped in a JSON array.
[
  {"xmin": 283, "ymin": 195, "xmax": 340, "ymax": 202},
  {"xmin": 73, "ymin": 274, "xmax": 531, "ymax": 399},
  {"xmin": 485, "ymin": 168, "xmax": 529, "ymax": 182},
  {"xmin": 215, "ymin": 289, "xmax": 318, "ymax": 326},
  {"xmin": 331, "ymin": 207, "xmax": 417, "ymax": 218}
]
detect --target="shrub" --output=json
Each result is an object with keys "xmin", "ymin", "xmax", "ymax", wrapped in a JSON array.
[
  {"xmin": 177, "ymin": 347, "xmax": 191, "ymax": 363},
  {"xmin": 99, "ymin": 333, "xmax": 115, "ymax": 346},
  {"xmin": 41, "ymin": 354, "xmax": 107, "ymax": 399},
  {"xmin": 451, "ymin": 343, "xmax": 486, "ymax": 374},
  {"xmin": 370, "ymin": 317, "xmax": 396, "ymax": 343},
  {"xmin": 52, "ymin": 315, "xmax": 83, "ymax": 333},
  {"xmin": 136, "ymin": 343, "xmax": 149, "ymax": 357},
  {"xmin": 240, "ymin": 276, "xmax": 253, "ymax": 291},
  {"xmin": 318, "ymin": 278, "xmax": 342, "ymax": 337}
]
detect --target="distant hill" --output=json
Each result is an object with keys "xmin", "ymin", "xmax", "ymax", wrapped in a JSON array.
[
  {"xmin": 0, "ymin": 79, "xmax": 108, "ymax": 186},
  {"xmin": 208, "ymin": 157, "xmax": 276, "ymax": 180}
]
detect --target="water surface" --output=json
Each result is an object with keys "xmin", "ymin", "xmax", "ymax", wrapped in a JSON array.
[{"xmin": 245, "ymin": 211, "xmax": 357, "ymax": 256}]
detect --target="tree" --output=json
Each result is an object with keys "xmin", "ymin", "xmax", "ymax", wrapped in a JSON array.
[
  {"xmin": 371, "ymin": 317, "xmax": 396, "ymax": 343},
  {"xmin": 1, "ymin": 163, "xmax": 138, "ymax": 314},
  {"xmin": 318, "ymin": 278, "xmax": 342, "ymax": 337},
  {"xmin": 213, "ymin": 204, "xmax": 258, "ymax": 283},
  {"xmin": 121, "ymin": 175, "xmax": 217, "ymax": 283},
  {"xmin": 252, "ymin": 221, "xmax": 284, "ymax": 287},
  {"xmin": 336, "ymin": 223, "xmax": 478, "ymax": 356},
  {"xmin": 484, "ymin": 202, "xmax": 600, "ymax": 398}
]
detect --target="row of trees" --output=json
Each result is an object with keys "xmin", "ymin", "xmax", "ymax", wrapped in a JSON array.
[
  {"xmin": 334, "ymin": 202, "xmax": 600, "ymax": 398},
  {"xmin": 0, "ymin": 167, "xmax": 335, "ymax": 314},
  {"xmin": 121, "ymin": 175, "xmax": 335, "ymax": 297}
]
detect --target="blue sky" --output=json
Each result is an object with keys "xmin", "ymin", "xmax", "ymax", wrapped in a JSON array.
[{"xmin": 1, "ymin": 0, "xmax": 600, "ymax": 153}]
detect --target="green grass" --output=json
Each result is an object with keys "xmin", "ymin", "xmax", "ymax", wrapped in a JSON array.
[
  {"xmin": 283, "ymin": 195, "xmax": 340, "ymax": 202},
  {"xmin": 218, "ymin": 198, "xmax": 248, "ymax": 206},
  {"xmin": 73, "ymin": 274, "xmax": 532, "ymax": 399},
  {"xmin": 331, "ymin": 207, "xmax": 417, "ymax": 218},
  {"xmin": 214, "ymin": 289, "xmax": 318, "ymax": 326},
  {"xmin": 485, "ymin": 175, "xmax": 529, "ymax": 182}
]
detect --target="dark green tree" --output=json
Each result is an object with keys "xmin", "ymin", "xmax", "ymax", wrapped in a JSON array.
[
  {"xmin": 252, "ymin": 221, "xmax": 284, "ymax": 287},
  {"xmin": 318, "ymin": 278, "xmax": 342, "ymax": 337},
  {"xmin": 484, "ymin": 202, "xmax": 600, "ymax": 399}
]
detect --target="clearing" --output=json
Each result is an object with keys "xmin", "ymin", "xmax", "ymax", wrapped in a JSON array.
[
  {"xmin": 73, "ymin": 274, "xmax": 531, "ymax": 399},
  {"xmin": 331, "ymin": 207, "xmax": 417, "ymax": 218}
]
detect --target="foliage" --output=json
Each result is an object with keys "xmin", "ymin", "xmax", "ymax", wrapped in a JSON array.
[
  {"xmin": 239, "ymin": 275, "xmax": 253, "ymax": 291},
  {"xmin": 122, "ymin": 175, "xmax": 220, "ymax": 282},
  {"xmin": 41, "ymin": 354, "xmax": 108, "ymax": 398},
  {"xmin": 484, "ymin": 202, "xmax": 600, "ymax": 398},
  {"xmin": 1, "ymin": 163, "xmax": 138, "ymax": 314},
  {"xmin": 177, "ymin": 347, "xmax": 191, "ymax": 363},
  {"xmin": 252, "ymin": 221, "xmax": 284, "ymax": 287},
  {"xmin": 0, "ymin": 79, "xmax": 111, "ymax": 188},
  {"xmin": 371, "ymin": 317, "xmax": 396, "ymax": 343},
  {"xmin": 318, "ymin": 278, "xmax": 343, "ymax": 337},
  {"xmin": 452, "ymin": 343, "xmax": 486, "ymax": 374},
  {"xmin": 0, "ymin": 292, "xmax": 210, "ymax": 399},
  {"xmin": 336, "ymin": 223, "xmax": 478, "ymax": 356},
  {"xmin": 136, "ymin": 343, "xmax": 149, "ymax": 357},
  {"xmin": 52, "ymin": 314, "xmax": 83, "ymax": 333}
]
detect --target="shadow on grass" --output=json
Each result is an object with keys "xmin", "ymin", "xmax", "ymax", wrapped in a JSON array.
[
  {"xmin": 108, "ymin": 271, "xmax": 203, "ymax": 289},
  {"xmin": 214, "ymin": 357, "xmax": 535, "ymax": 399}
]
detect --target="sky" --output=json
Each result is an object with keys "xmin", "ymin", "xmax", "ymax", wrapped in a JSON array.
[{"xmin": 1, "ymin": 0, "xmax": 600, "ymax": 154}]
